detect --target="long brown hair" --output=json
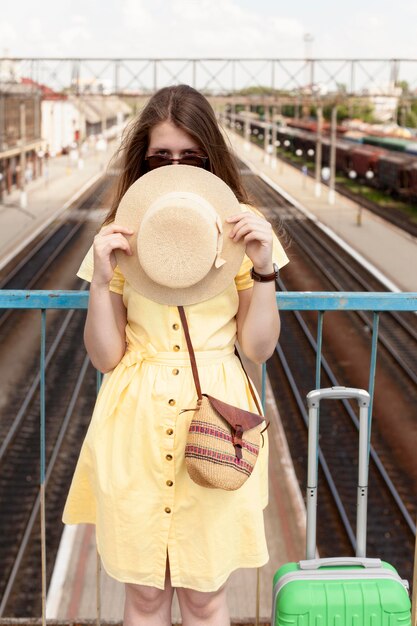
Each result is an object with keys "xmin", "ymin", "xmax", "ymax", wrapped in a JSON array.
[{"xmin": 104, "ymin": 85, "xmax": 252, "ymax": 224}]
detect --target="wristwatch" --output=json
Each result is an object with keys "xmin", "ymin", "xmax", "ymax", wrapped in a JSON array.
[{"xmin": 250, "ymin": 263, "xmax": 279, "ymax": 284}]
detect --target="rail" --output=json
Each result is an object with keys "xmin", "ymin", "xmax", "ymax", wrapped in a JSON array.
[{"xmin": 0, "ymin": 289, "xmax": 416, "ymax": 625}]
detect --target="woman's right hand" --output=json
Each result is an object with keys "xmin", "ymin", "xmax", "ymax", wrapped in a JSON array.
[{"xmin": 91, "ymin": 224, "xmax": 133, "ymax": 287}]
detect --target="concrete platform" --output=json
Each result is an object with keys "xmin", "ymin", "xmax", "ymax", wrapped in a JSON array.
[{"xmin": 0, "ymin": 140, "xmax": 116, "ymax": 272}]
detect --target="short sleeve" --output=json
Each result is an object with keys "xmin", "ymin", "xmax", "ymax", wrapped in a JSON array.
[
  {"xmin": 76, "ymin": 244, "xmax": 125, "ymax": 295},
  {"xmin": 234, "ymin": 204, "xmax": 290, "ymax": 291},
  {"xmin": 234, "ymin": 254, "xmax": 254, "ymax": 291}
]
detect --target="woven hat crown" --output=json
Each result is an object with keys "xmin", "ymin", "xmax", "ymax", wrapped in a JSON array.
[
  {"xmin": 137, "ymin": 191, "xmax": 226, "ymax": 289},
  {"xmin": 115, "ymin": 165, "xmax": 245, "ymax": 305}
]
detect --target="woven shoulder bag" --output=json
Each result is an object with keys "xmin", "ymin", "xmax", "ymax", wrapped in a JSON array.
[{"xmin": 178, "ymin": 306, "xmax": 266, "ymax": 491}]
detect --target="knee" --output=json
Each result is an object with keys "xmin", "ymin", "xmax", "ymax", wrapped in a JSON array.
[
  {"xmin": 179, "ymin": 585, "xmax": 227, "ymax": 619},
  {"xmin": 125, "ymin": 583, "xmax": 168, "ymax": 613}
]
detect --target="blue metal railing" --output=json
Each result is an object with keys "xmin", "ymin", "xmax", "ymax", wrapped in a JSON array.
[{"xmin": 0, "ymin": 289, "xmax": 416, "ymax": 623}]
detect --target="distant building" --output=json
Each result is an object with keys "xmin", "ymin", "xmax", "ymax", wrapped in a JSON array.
[
  {"xmin": 0, "ymin": 82, "xmax": 43, "ymax": 196},
  {"xmin": 21, "ymin": 78, "xmax": 81, "ymax": 156},
  {"xmin": 72, "ymin": 95, "xmax": 132, "ymax": 140},
  {"xmin": 0, "ymin": 67, "xmax": 132, "ymax": 197},
  {"xmin": 22, "ymin": 79, "xmax": 132, "ymax": 152},
  {"xmin": 362, "ymin": 84, "xmax": 402, "ymax": 123}
]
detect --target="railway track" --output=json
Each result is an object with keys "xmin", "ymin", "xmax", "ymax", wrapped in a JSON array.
[
  {"xmin": 243, "ymin": 165, "xmax": 416, "ymax": 584},
  {"xmin": 0, "ymin": 176, "xmax": 113, "ymax": 292},
  {"xmin": 244, "ymin": 173, "xmax": 417, "ymax": 386},
  {"xmin": 0, "ymin": 175, "xmax": 113, "ymax": 615},
  {"xmin": 0, "ymin": 303, "xmax": 96, "ymax": 615},
  {"xmin": 0, "ymin": 164, "xmax": 415, "ymax": 614}
]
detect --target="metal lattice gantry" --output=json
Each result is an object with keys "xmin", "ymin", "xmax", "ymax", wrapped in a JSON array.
[{"xmin": 2, "ymin": 57, "xmax": 417, "ymax": 98}]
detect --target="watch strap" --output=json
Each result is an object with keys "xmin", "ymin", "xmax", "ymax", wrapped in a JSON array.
[{"xmin": 250, "ymin": 263, "xmax": 279, "ymax": 282}]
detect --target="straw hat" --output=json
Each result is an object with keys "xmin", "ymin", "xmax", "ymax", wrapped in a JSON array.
[{"xmin": 114, "ymin": 165, "xmax": 245, "ymax": 305}]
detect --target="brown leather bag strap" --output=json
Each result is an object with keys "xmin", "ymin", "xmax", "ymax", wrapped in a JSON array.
[
  {"xmin": 178, "ymin": 305, "xmax": 202, "ymax": 400},
  {"xmin": 233, "ymin": 347, "xmax": 263, "ymax": 416},
  {"xmin": 178, "ymin": 305, "xmax": 263, "ymax": 416}
]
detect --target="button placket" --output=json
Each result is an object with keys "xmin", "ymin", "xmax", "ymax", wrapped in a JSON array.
[
  {"xmin": 163, "ymin": 311, "xmax": 180, "ymax": 521},
  {"xmin": 163, "ymin": 446, "xmax": 175, "ymax": 512},
  {"xmin": 168, "ymin": 308, "xmax": 181, "ymax": 350}
]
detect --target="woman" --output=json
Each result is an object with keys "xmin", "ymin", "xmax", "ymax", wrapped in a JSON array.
[{"xmin": 63, "ymin": 84, "xmax": 289, "ymax": 626}]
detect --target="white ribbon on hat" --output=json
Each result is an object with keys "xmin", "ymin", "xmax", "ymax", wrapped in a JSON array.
[{"xmin": 214, "ymin": 213, "xmax": 226, "ymax": 268}]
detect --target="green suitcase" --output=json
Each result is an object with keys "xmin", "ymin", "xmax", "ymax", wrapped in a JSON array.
[{"xmin": 272, "ymin": 387, "xmax": 411, "ymax": 626}]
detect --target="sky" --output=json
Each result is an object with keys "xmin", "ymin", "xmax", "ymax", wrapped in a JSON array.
[{"xmin": 1, "ymin": 0, "xmax": 417, "ymax": 60}]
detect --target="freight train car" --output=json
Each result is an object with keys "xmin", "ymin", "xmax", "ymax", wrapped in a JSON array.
[
  {"xmin": 349, "ymin": 146, "xmax": 385, "ymax": 180},
  {"xmin": 404, "ymin": 161, "xmax": 417, "ymax": 198},
  {"xmin": 228, "ymin": 113, "xmax": 417, "ymax": 202},
  {"xmin": 376, "ymin": 153, "xmax": 415, "ymax": 196}
]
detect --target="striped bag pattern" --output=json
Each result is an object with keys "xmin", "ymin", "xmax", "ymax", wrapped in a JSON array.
[{"xmin": 185, "ymin": 395, "xmax": 263, "ymax": 490}]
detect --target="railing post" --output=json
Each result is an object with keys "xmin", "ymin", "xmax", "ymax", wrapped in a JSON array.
[
  {"xmin": 261, "ymin": 362, "xmax": 266, "ymax": 410},
  {"xmin": 40, "ymin": 309, "xmax": 47, "ymax": 626},
  {"xmin": 367, "ymin": 312, "xmax": 380, "ymax": 450},
  {"xmin": 96, "ymin": 368, "xmax": 102, "ymax": 625},
  {"xmin": 315, "ymin": 311, "xmax": 324, "ymax": 389}
]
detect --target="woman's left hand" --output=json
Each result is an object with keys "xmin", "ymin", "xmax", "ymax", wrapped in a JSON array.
[{"xmin": 226, "ymin": 212, "xmax": 273, "ymax": 272}]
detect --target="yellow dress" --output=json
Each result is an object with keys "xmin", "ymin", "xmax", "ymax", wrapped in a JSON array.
[{"xmin": 63, "ymin": 214, "xmax": 289, "ymax": 592}]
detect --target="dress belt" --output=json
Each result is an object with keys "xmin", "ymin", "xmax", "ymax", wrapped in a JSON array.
[
  {"xmin": 120, "ymin": 345, "xmax": 235, "ymax": 367},
  {"xmin": 101, "ymin": 345, "xmax": 236, "ymax": 423}
]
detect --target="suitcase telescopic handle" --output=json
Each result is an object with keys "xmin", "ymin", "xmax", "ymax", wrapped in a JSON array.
[
  {"xmin": 307, "ymin": 387, "xmax": 370, "ymax": 406},
  {"xmin": 305, "ymin": 386, "xmax": 370, "ymax": 560},
  {"xmin": 299, "ymin": 557, "xmax": 381, "ymax": 570}
]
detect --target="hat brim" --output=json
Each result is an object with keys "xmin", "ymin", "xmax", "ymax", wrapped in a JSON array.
[{"xmin": 114, "ymin": 165, "xmax": 245, "ymax": 305}]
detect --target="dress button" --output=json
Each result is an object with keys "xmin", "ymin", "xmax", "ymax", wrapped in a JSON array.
[
  {"xmin": 168, "ymin": 399, "xmax": 176, "ymax": 406},
  {"xmin": 172, "ymin": 368, "xmax": 179, "ymax": 376},
  {"xmin": 165, "ymin": 507, "xmax": 171, "ymax": 514},
  {"xmin": 173, "ymin": 345, "xmax": 180, "ymax": 352},
  {"xmin": 166, "ymin": 480, "xmax": 173, "ymax": 487},
  {"xmin": 166, "ymin": 454, "xmax": 173, "ymax": 461},
  {"xmin": 166, "ymin": 428, "xmax": 174, "ymax": 435},
  {"xmin": 172, "ymin": 323, "xmax": 179, "ymax": 330}
]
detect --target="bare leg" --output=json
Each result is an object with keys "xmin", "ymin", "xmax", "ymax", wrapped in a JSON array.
[
  {"xmin": 123, "ymin": 560, "xmax": 174, "ymax": 626},
  {"xmin": 176, "ymin": 583, "xmax": 230, "ymax": 626}
]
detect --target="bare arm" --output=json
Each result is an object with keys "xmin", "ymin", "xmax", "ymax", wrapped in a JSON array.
[
  {"xmin": 236, "ymin": 282, "xmax": 280, "ymax": 364},
  {"xmin": 228, "ymin": 211, "xmax": 280, "ymax": 364},
  {"xmin": 83, "ymin": 224, "xmax": 133, "ymax": 373}
]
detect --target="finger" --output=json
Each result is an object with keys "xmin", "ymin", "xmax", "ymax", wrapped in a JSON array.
[
  {"xmin": 95, "ymin": 233, "xmax": 133, "ymax": 256},
  {"xmin": 228, "ymin": 217, "xmax": 254, "ymax": 239},
  {"xmin": 228, "ymin": 215, "xmax": 267, "ymax": 237},
  {"xmin": 230, "ymin": 221, "xmax": 271, "ymax": 242},
  {"xmin": 226, "ymin": 213, "xmax": 249, "ymax": 223},
  {"xmin": 243, "ymin": 231, "xmax": 273, "ymax": 245},
  {"xmin": 226, "ymin": 212, "xmax": 267, "ymax": 224},
  {"xmin": 100, "ymin": 224, "xmax": 134, "ymax": 236}
]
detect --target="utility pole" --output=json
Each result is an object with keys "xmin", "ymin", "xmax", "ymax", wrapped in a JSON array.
[
  {"xmin": 244, "ymin": 104, "xmax": 251, "ymax": 151},
  {"xmin": 328, "ymin": 105, "xmax": 337, "ymax": 205},
  {"xmin": 314, "ymin": 104, "xmax": 323, "ymax": 197},
  {"xmin": 20, "ymin": 102, "xmax": 27, "ymax": 209},
  {"xmin": 271, "ymin": 106, "xmax": 278, "ymax": 169},
  {"xmin": 0, "ymin": 93, "xmax": 4, "ymax": 203},
  {"xmin": 263, "ymin": 104, "xmax": 270, "ymax": 164},
  {"xmin": 230, "ymin": 96, "xmax": 236, "ymax": 131},
  {"xmin": 303, "ymin": 33, "xmax": 314, "ymax": 90}
]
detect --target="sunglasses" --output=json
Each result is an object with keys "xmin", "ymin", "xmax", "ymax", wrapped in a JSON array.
[{"xmin": 145, "ymin": 154, "xmax": 209, "ymax": 170}]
